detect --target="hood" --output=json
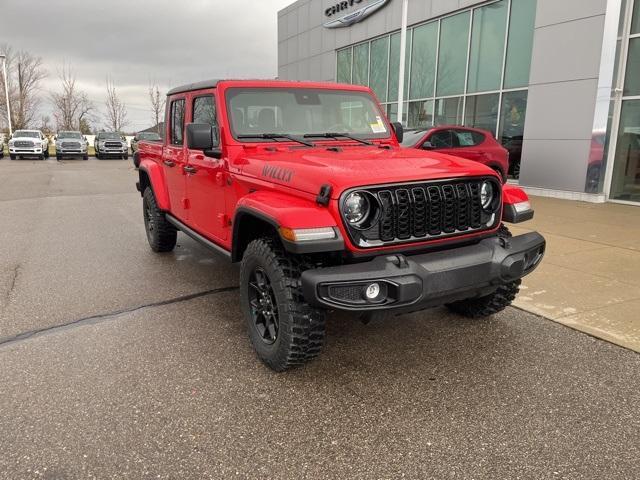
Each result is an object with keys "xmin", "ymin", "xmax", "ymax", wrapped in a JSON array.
[{"xmin": 239, "ymin": 145, "xmax": 498, "ymax": 198}]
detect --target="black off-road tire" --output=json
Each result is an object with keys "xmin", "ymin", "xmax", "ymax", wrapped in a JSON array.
[
  {"xmin": 446, "ymin": 225, "xmax": 520, "ymax": 318},
  {"xmin": 142, "ymin": 187, "xmax": 177, "ymax": 253},
  {"xmin": 240, "ymin": 238, "xmax": 327, "ymax": 372}
]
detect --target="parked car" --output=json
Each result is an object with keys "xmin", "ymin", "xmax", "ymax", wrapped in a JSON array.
[
  {"xmin": 136, "ymin": 79, "xmax": 545, "ymax": 372},
  {"xmin": 94, "ymin": 132, "xmax": 128, "ymax": 159},
  {"xmin": 8, "ymin": 130, "xmax": 50, "ymax": 160},
  {"xmin": 131, "ymin": 132, "xmax": 162, "ymax": 154},
  {"xmin": 401, "ymin": 126, "xmax": 509, "ymax": 182},
  {"xmin": 55, "ymin": 131, "xmax": 89, "ymax": 160}
]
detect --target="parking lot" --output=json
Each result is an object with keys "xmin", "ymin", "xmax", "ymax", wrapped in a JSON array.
[{"xmin": 1, "ymin": 158, "xmax": 639, "ymax": 479}]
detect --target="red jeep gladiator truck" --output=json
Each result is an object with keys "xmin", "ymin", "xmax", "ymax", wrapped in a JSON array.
[{"xmin": 135, "ymin": 79, "xmax": 545, "ymax": 371}]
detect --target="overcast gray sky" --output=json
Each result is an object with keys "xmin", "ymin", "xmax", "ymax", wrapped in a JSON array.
[{"xmin": 1, "ymin": 0, "xmax": 294, "ymax": 132}]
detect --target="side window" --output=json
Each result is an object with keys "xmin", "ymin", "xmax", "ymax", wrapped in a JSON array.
[
  {"xmin": 429, "ymin": 130, "xmax": 454, "ymax": 148},
  {"xmin": 170, "ymin": 99, "xmax": 185, "ymax": 145},
  {"xmin": 193, "ymin": 95, "xmax": 217, "ymax": 127},
  {"xmin": 453, "ymin": 129, "xmax": 484, "ymax": 147}
]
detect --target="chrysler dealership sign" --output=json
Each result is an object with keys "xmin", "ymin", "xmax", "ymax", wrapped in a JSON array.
[{"xmin": 324, "ymin": 0, "xmax": 391, "ymax": 28}]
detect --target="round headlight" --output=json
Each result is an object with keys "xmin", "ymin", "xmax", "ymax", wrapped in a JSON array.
[
  {"xmin": 343, "ymin": 191, "xmax": 370, "ymax": 225},
  {"xmin": 480, "ymin": 181, "xmax": 495, "ymax": 210}
]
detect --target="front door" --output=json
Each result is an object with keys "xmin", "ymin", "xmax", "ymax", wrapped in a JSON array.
[
  {"xmin": 165, "ymin": 97, "xmax": 189, "ymax": 220},
  {"xmin": 185, "ymin": 93, "xmax": 228, "ymax": 242}
]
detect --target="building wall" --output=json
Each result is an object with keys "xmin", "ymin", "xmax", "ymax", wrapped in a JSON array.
[
  {"xmin": 278, "ymin": 0, "xmax": 611, "ymax": 196},
  {"xmin": 519, "ymin": 0, "xmax": 608, "ymax": 192},
  {"xmin": 278, "ymin": 0, "xmax": 490, "ymax": 82}
]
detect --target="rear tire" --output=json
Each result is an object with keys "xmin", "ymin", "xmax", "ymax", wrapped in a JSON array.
[
  {"xmin": 446, "ymin": 225, "xmax": 520, "ymax": 318},
  {"xmin": 142, "ymin": 187, "xmax": 177, "ymax": 253},
  {"xmin": 240, "ymin": 237, "xmax": 327, "ymax": 371}
]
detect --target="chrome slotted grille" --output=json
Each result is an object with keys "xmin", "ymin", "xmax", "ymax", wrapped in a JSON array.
[
  {"xmin": 15, "ymin": 141, "xmax": 34, "ymax": 148},
  {"xmin": 344, "ymin": 178, "xmax": 498, "ymax": 248},
  {"xmin": 105, "ymin": 142, "xmax": 122, "ymax": 148}
]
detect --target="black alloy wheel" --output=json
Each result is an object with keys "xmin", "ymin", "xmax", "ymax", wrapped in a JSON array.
[{"xmin": 247, "ymin": 267, "xmax": 279, "ymax": 344}]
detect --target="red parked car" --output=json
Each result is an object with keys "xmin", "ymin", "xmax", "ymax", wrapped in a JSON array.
[
  {"xmin": 135, "ymin": 79, "xmax": 544, "ymax": 371},
  {"xmin": 401, "ymin": 126, "xmax": 510, "ymax": 182}
]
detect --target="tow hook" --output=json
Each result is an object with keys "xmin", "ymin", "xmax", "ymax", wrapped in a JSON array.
[{"xmin": 387, "ymin": 254, "xmax": 409, "ymax": 269}]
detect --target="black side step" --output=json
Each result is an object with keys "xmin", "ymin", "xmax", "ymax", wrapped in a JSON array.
[{"xmin": 166, "ymin": 215, "xmax": 232, "ymax": 260}]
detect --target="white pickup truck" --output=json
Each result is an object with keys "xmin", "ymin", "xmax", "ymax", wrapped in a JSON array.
[{"xmin": 8, "ymin": 130, "xmax": 50, "ymax": 160}]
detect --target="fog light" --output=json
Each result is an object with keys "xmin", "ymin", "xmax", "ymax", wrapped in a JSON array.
[{"xmin": 365, "ymin": 283, "xmax": 380, "ymax": 300}]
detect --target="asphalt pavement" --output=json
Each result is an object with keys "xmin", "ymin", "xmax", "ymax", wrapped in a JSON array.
[{"xmin": 0, "ymin": 158, "xmax": 639, "ymax": 480}]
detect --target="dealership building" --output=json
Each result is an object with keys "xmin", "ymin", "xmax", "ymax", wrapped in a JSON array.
[{"xmin": 278, "ymin": 0, "xmax": 640, "ymax": 205}]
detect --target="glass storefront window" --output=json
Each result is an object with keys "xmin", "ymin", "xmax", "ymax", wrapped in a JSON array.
[
  {"xmin": 435, "ymin": 97, "xmax": 464, "ymax": 126},
  {"xmin": 389, "ymin": 31, "xmax": 412, "ymax": 104},
  {"xmin": 370, "ymin": 37, "xmax": 390, "ymax": 102},
  {"xmin": 408, "ymin": 100, "xmax": 434, "ymax": 128},
  {"xmin": 409, "ymin": 22, "xmax": 438, "ymax": 100},
  {"xmin": 468, "ymin": 1, "xmax": 508, "ymax": 93},
  {"xmin": 353, "ymin": 43, "xmax": 370, "ymax": 86},
  {"xmin": 504, "ymin": 0, "xmax": 537, "ymax": 89},
  {"xmin": 387, "ymin": 102, "xmax": 408, "ymax": 125},
  {"xmin": 436, "ymin": 11, "xmax": 470, "ymax": 97},
  {"xmin": 336, "ymin": 48, "xmax": 352, "ymax": 84},
  {"xmin": 632, "ymin": 0, "xmax": 640, "ymax": 34},
  {"xmin": 464, "ymin": 93, "xmax": 499, "ymax": 136},
  {"xmin": 623, "ymin": 38, "xmax": 640, "ymax": 96},
  {"xmin": 499, "ymin": 90, "xmax": 528, "ymax": 179},
  {"xmin": 611, "ymin": 100, "xmax": 640, "ymax": 201}
]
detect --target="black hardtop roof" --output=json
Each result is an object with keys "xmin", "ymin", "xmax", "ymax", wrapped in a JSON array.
[{"xmin": 167, "ymin": 79, "xmax": 222, "ymax": 96}]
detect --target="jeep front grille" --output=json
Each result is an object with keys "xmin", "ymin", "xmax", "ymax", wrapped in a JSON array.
[{"xmin": 342, "ymin": 178, "xmax": 500, "ymax": 248}]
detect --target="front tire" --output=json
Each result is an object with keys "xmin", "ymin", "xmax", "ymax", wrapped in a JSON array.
[
  {"xmin": 142, "ymin": 187, "xmax": 177, "ymax": 253},
  {"xmin": 240, "ymin": 238, "xmax": 326, "ymax": 371},
  {"xmin": 10, "ymin": 154, "xmax": 16, "ymax": 160},
  {"xmin": 83, "ymin": 154, "xmax": 89, "ymax": 160},
  {"xmin": 446, "ymin": 225, "xmax": 520, "ymax": 318}
]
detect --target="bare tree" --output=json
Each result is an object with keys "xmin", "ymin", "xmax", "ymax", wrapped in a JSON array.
[
  {"xmin": 50, "ymin": 64, "xmax": 94, "ymax": 131},
  {"xmin": 148, "ymin": 82, "xmax": 165, "ymax": 135},
  {"xmin": 40, "ymin": 115, "xmax": 53, "ymax": 135},
  {"xmin": 104, "ymin": 76, "xmax": 128, "ymax": 132},
  {"xmin": 0, "ymin": 45, "xmax": 48, "ymax": 130}
]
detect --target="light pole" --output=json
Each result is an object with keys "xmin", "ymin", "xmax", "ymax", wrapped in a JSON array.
[{"xmin": 0, "ymin": 53, "xmax": 12, "ymax": 136}]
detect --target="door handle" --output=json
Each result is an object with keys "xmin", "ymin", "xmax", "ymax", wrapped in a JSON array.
[
  {"xmin": 163, "ymin": 160, "xmax": 176, "ymax": 167},
  {"xmin": 183, "ymin": 165, "xmax": 197, "ymax": 175}
]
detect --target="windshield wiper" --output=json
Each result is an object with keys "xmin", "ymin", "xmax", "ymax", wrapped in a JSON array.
[
  {"xmin": 304, "ymin": 132, "xmax": 373, "ymax": 146},
  {"xmin": 237, "ymin": 133, "xmax": 315, "ymax": 147}
]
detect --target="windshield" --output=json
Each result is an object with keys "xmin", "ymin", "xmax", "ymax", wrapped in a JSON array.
[
  {"xmin": 226, "ymin": 88, "xmax": 390, "ymax": 142},
  {"xmin": 401, "ymin": 129, "xmax": 429, "ymax": 147},
  {"xmin": 138, "ymin": 132, "xmax": 161, "ymax": 140},
  {"xmin": 14, "ymin": 131, "xmax": 40, "ymax": 138},
  {"xmin": 58, "ymin": 132, "xmax": 83, "ymax": 139},
  {"xmin": 99, "ymin": 132, "xmax": 122, "ymax": 140}
]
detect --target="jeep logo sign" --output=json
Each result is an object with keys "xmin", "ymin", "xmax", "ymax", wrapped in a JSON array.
[{"xmin": 324, "ymin": 0, "xmax": 391, "ymax": 29}]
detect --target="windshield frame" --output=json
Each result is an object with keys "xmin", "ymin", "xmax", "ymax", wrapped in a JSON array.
[{"xmin": 225, "ymin": 87, "xmax": 392, "ymax": 144}]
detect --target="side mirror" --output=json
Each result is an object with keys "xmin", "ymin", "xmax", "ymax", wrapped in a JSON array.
[
  {"xmin": 391, "ymin": 121, "xmax": 404, "ymax": 144},
  {"xmin": 186, "ymin": 123, "xmax": 221, "ymax": 159}
]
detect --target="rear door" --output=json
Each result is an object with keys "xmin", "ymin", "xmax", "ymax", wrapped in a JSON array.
[
  {"xmin": 164, "ymin": 96, "xmax": 189, "ymax": 220},
  {"xmin": 450, "ymin": 129, "xmax": 485, "ymax": 163},
  {"xmin": 185, "ymin": 92, "xmax": 228, "ymax": 242}
]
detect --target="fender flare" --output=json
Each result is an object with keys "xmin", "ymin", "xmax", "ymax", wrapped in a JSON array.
[
  {"xmin": 232, "ymin": 191, "xmax": 343, "ymax": 261},
  {"xmin": 138, "ymin": 160, "xmax": 171, "ymax": 211}
]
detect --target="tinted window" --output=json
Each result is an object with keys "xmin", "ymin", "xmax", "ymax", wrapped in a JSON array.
[
  {"xmin": 170, "ymin": 99, "xmax": 185, "ymax": 145},
  {"xmin": 453, "ymin": 129, "xmax": 485, "ymax": 147},
  {"xmin": 193, "ymin": 95, "xmax": 217, "ymax": 126},
  {"xmin": 429, "ymin": 130, "xmax": 454, "ymax": 148}
]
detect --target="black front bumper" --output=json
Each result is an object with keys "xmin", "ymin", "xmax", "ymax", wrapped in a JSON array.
[{"xmin": 301, "ymin": 232, "xmax": 545, "ymax": 312}]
